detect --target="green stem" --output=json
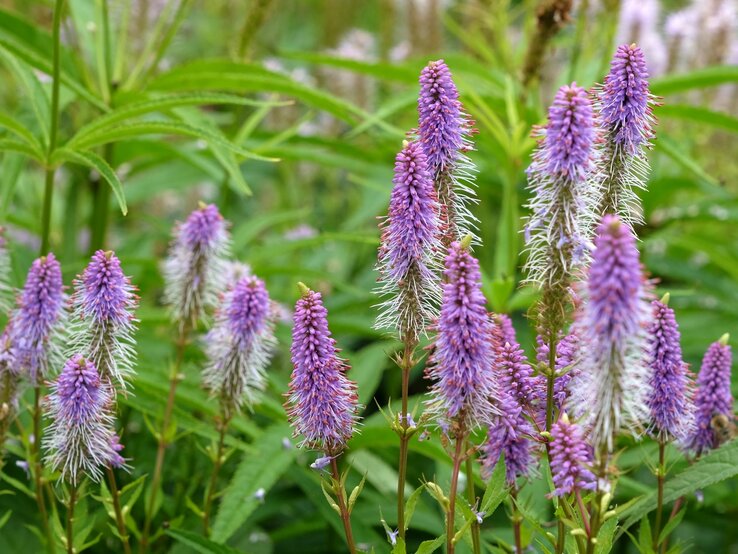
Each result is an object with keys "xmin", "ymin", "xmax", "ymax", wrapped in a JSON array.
[
  {"xmin": 653, "ymin": 441, "xmax": 666, "ymax": 551},
  {"xmin": 446, "ymin": 432, "xmax": 466, "ymax": 554},
  {"xmin": 202, "ymin": 407, "xmax": 231, "ymax": 535},
  {"xmin": 106, "ymin": 467, "xmax": 132, "ymax": 554},
  {"xmin": 511, "ymin": 485, "xmax": 523, "ymax": 554},
  {"xmin": 545, "ymin": 333, "xmax": 558, "ymax": 432},
  {"xmin": 33, "ymin": 386, "xmax": 55, "ymax": 554},
  {"xmin": 139, "ymin": 327, "xmax": 188, "ymax": 553},
  {"xmin": 560, "ymin": 498, "xmax": 587, "ymax": 554},
  {"xmin": 396, "ymin": 338, "xmax": 416, "ymax": 540},
  {"xmin": 41, "ymin": 0, "xmax": 65, "ymax": 255},
  {"xmin": 329, "ymin": 457, "xmax": 357, "ymax": 554},
  {"xmin": 585, "ymin": 449, "xmax": 609, "ymax": 554},
  {"xmin": 66, "ymin": 485, "xmax": 77, "ymax": 554},
  {"xmin": 568, "ymin": 0, "xmax": 589, "ymax": 81},
  {"xmin": 465, "ymin": 454, "xmax": 481, "ymax": 554}
]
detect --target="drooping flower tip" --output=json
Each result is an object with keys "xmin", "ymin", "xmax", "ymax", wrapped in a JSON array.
[
  {"xmin": 549, "ymin": 415, "xmax": 596, "ymax": 496},
  {"xmin": 287, "ymin": 286, "xmax": 358, "ymax": 453},
  {"xmin": 688, "ymin": 337, "xmax": 734, "ymax": 454},
  {"xmin": 600, "ymin": 43, "xmax": 655, "ymax": 151},
  {"xmin": 375, "ymin": 139, "xmax": 441, "ymax": 338},
  {"xmin": 427, "ymin": 242, "xmax": 497, "ymax": 429},
  {"xmin": 542, "ymin": 83, "xmax": 595, "ymax": 178},
  {"xmin": 646, "ymin": 299, "xmax": 693, "ymax": 441},
  {"xmin": 11, "ymin": 253, "xmax": 66, "ymax": 381},
  {"xmin": 204, "ymin": 275, "xmax": 277, "ymax": 414}
]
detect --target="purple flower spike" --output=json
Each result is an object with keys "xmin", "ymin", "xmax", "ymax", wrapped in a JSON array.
[
  {"xmin": 482, "ymin": 409, "xmax": 534, "ymax": 484},
  {"xmin": 524, "ymin": 83, "xmax": 597, "ymax": 286},
  {"xmin": 595, "ymin": 44, "xmax": 656, "ymax": 225},
  {"xmin": 108, "ymin": 433, "xmax": 127, "ymax": 469},
  {"xmin": 570, "ymin": 215, "xmax": 651, "ymax": 450},
  {"xmin": 549, "ymin": 415, "xmax": 596, "ymax": 496},
  {"xmin": 44, "ymin": 355, "xmax": 120, "ymax": 484},
  {"xmin": 11, "ymin": 254, "xmax": 65, "ymax": 382},
  {"xmin": 417, "ymin": 60, "xmax": 478, "ymax": 244},
  {"xmin": 70, "ymin": 250, "xmax": 138, "ymax": 390},
  {"xmin": 646, "ymin": 297, "xmax": 693, "ymax": 442},
  {"xmin": 163, "ymin": 203, "xmax": 230, "ymax": 328},
  {"xmin": 426, "ymin": 241, "xmax": 497, "ymax": 430},
  {"xmin": 204, "ymin": 275, "xmax": 277, "ymax": 415},
  {"xmin": 376, "ymin": 140, "xmax": 442, "ymax": 339},
  {"xmin": 600, "ymin": 44, "xmax": 655, "ymax": 153},
  {"xmin": 286, "ymin": 286, "xmax": 359, "ymax": 454},
  {"xmin": 495, "ymin": 339, "xmax": 536, "ymax": 410},
  {"xmin": 491, "ymin": 313, "xmax": 517, "ymax": 347},
  {"xmin": 687, "ymin": 336, "xmax": 734, "ymax": 455}
]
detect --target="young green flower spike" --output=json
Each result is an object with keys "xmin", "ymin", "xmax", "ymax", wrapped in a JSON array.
[
  {"xmin": 163, "ymin": 203, "xmax": 230, "ymax": 329},
  {"xmin": 69, "ymin": 250, "xmax": 138, "ymax": 391},
  {"xmin": 594, "ymin": 44, "xmax": 657, "ymax": 225}
]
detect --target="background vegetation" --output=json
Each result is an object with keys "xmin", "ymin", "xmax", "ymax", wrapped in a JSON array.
[{"xmin": 0, "ymin": 0, "xmax": 736, "ymax": 552}]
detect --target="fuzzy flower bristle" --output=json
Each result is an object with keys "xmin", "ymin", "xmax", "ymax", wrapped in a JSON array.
[
  {"xmin": 687, "ymin": 337, "xmax": 734, "ymax": 455},
  {"xmin": 646, "ymin": 299, "xmax": 694, "ymax": 442},
  {"xmin": 286, "ymin": 287, "xmax": 359, "ymax": 454},
  {"xmin": 11, "ymin": 253, "xmax": 66, "ymax": 382},
  {"xmin": 548, "ymin": 415, "xmax": 596, "ymax": 496},
  {"xmin": 524, "ymin": 83, "xmax": 597, "ymax": 287},
  {"xmin": 595, "ymin": 44, "xmax": 656, "ymax": 225},
  {"xmin": 426, "ymin": 242, "xmax": 497, "ymax": 430},
  {"xmin": 375, "ymin": 140, "xmax": 442, "ymax": 340},
  {"xmin": 163, "ymin": 203, "xmax": 230, "ymax": 329},
  {"xmin": 417, "ymin": 60, "xmax": 478, "ymax": 245},
  {"xmin": 69, "ymin": 250, "xmax": 138, "ymax": 390},
  {"xmin": 204, "ymin": 275, "xmax": 277, "ymax": 416},
  {"xmin": 570, "ymin": 215, "xmax": 651, "ymax": 450},
  {"xmin": 44, "ymin": 355, "xmax": 121, "ymax": 484}
]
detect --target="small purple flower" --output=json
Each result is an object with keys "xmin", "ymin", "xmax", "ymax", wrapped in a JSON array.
[
  {"xmin": 549, "ymin": 416, "xmax": 596, "ymax": 496},
  {"xmin": 570, "ymin": 216, "xmax": 651, "ymax": 450},
  {"xmin": 687, "ymin": 336, "xmax": 734, "ymax": 455},
  {"xmin": 11, "ymin": 254, "xmax": 65, "ymax": 382},
  {"xmin": 44, "ymin": 355, "xmax": 120, "ymax": 484},
  {"xmin": 376, "ymin": 140, "xmax": 442, "ymax": 339},
  {"xmin": 524, "ymin": 83, "xmax": 597, "ymax": 286},
  {"xmin": 387, "ymin": 528, "xmax": 399, "ymax": 546},
  {"xmin": 494, "ymin": 339, "xmax": 536, "ymax": 410},
  {"xmin": 646, "ymin": 298, "xmax": 693, "ymax": 442},
  {"xmin": 286, "ymin": 286, "xmax": 359, "ymax": 454},
  {"xmin": 70, "ymin": 250, "xmax": 138, "ymax": 389},
  {"xmin": 600, "ymin": 44, "xmax": 655, "ymax": 153},
  {"xmin": 108, "ymin": 433, "xmax": 127, "ymax": 469},
  {"xmin": 426, "ymin": 241, "xmax": 497, "ymax": 430},
  {"xmin": 203, "ymin": 275, "xmax": 277, "ymax": 415},
  {"xmin": 417, "ymin": 60, "xmax": 477, "ymax": 244},
  {"xmin": 163, "ymin": 203, "xmax": 230, "ymax": 328},
  {"xmin": 310, "ymin": 455, "xmax": 334, "ymax": 470}
]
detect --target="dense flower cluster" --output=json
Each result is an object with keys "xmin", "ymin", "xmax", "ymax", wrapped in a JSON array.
[
  {"xmin": 549, "ymin": 415, "xmax": 597, "ymax": 496},
  {"xmin": 375, "ymin": 140, "xmax": 442, "ymax": 339}
]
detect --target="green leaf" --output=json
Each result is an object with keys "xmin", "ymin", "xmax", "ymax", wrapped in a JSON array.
[
  {"xmin": 658, "ymin": 104, "xmax": 738, "ymax": 134},
  {"xmin": 210, "ymin": 423, "xmax": 297, "ymax": 542},
  {"xmin": 166, "ymin": 528, "xmax": 241, "ymax": 554},
  {"xmin": 415, "ymin": 534, "xmax": 445, "ymax": 554},
  {"xmin": 619, "ymin": 440, "xmax": 738, "ymax": 536},
  {"xmin": 279, "ymin": 51, "xmax": 418, "ymax": 83},
  {"xmin": 0, "ymin": 138, "xmax": 44, "ymax": 160},
  {"xmin": 595, "ymin": 517, "xmax": 618, "ymax": 554},
  {"xmin": 658, "ymin": 505, "xmax": 686, "ymax": 545},
  {"xmin": 655, "ymin": 136, "xmax": 724, "ymax": 196},
  {"xmin": 0, "ymin": 111, "xmax": 42, "ymax": 153},
  {"xmin": 53, "ymin": 148, "xmax": 127, "ymax": 215},
  {"xmin": 480, "ymin": 456, "xmax": 507, "ymax": 515},
  {"xmin": 637, "ymin": 516, "xmax": 655, "ymax": 554},
  {"xmin": 651, "ymin": 65, "xmax": 738, "ymax": 96},
  {"xmin": 404, "ymin": 485, "xmax": 425, "ymax": 532}
]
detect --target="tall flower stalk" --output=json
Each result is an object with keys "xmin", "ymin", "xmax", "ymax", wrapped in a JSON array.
[
  {"xmin": 142, "ymin": 203, "xmax": 230, "ymax": 551},
  {"xmin": 594, "ymin": 43, "xmax": 657, "ymax": 225},
  {"xmin": 417, "ymin": 60, "xmax": 478, "ymax": 246},
  {"xmin": 524, "ymin": 82, "xmax": 597, "ymax": 431},
  {"xmin": 201, "ymin": 274, "xmax": 276, "ymax": 534},
  {"xmin": 426, "ymin": 239, "xmax": 497, "ymax": 554},
  {"xmin": 286, "ymin": 284, "xmax": 360, "ymax": 554},
  {"xmin": 375, "ymin": 139, "xmax": 441, "ymax": 540}
]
